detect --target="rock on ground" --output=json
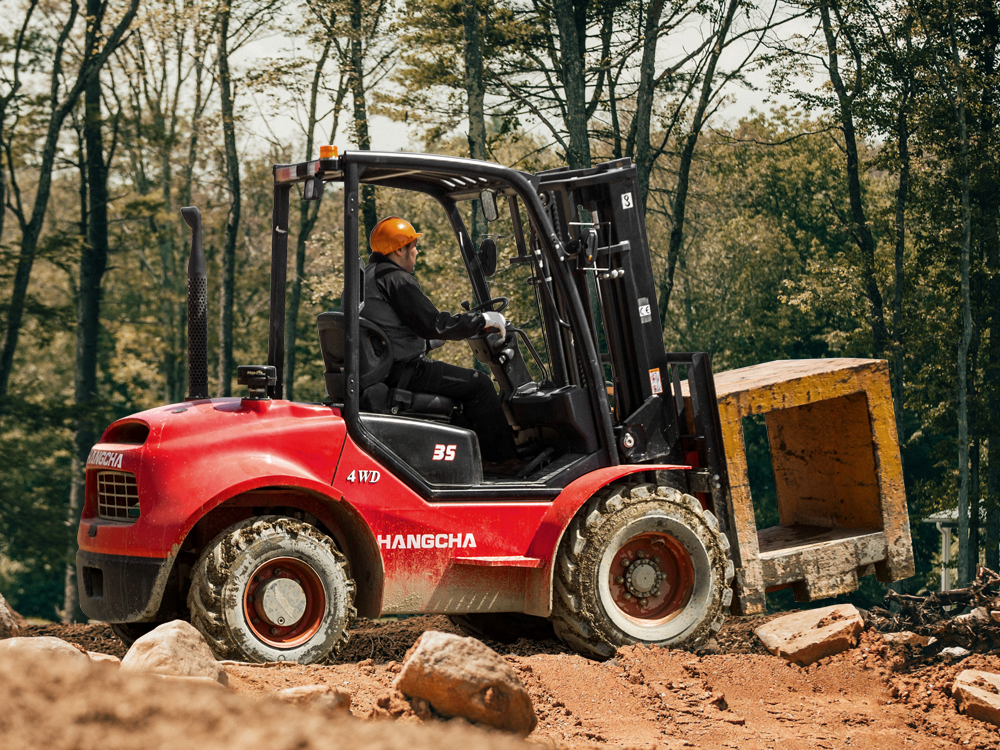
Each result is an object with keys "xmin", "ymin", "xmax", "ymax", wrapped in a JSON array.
[
  {"xmin": 882, "ymin": 631, "xmax": 934, "ymax": 648},
  {"xmin": 87, "ymin": 651, "xmax": 122, "ymax": 665},
  {"xmin": 952, "ymin": 669, "xmax": 1000, "ymax": 726},
  {"xmin": 0, "ymin": 636, "xmax": 88, "ymax": 661},
  {"xmin": 940, "ymin": 646, "xmax": 972, "ymax": 662},
  {"xmin": 0, "ymin": 592, "xmax": 22, "ymax": 639},
  {"xmin": 120, "ymin": 620, "xmax": 228, "ymax": 685},
  {"xmin": 754, "ymin": 604, "xmax": 863, "ymax": 665},
  {"xmin": 393, "ymin": 630, "xmax": 536, "ymax": 736},
  {"xmin": 275, "ymin": 685, "xmax": 352, "ymax": 712}
]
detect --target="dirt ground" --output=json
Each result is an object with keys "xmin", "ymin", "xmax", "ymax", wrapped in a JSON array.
[{"xmin": 19, "ymin": 615, "xmax": 1000, "ymax": 750}]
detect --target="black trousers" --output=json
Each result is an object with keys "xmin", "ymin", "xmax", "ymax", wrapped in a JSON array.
[{"xmin": 390, "ymin": 357, "xmax": 516, "ymax": 461}]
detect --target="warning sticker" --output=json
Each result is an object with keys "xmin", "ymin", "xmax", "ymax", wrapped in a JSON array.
[{"xmin": 649, "ymin": 368, "xmax": 663, "ymax": 395}]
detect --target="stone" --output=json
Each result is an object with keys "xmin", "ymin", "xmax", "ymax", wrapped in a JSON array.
[
  {"xmin": 0, "ymin": 636, "xmax": 88, "ymax": 661},
  {"xmin": 274, "ymin": 684, "xmax": 351, "ymax": 712},
  {"xmin": 882, "ymin": 631, "xmax": 935, "ymax": 648},
  {"xmin": 990, "ymin": 610, "xmax": 1000, "ymax": 624},
  {"xmin": 120, "ymin": 620, "xmax": 228, "ymax": 686},
  {"xmin": 754, "ymin": 604, "xmax": 864, "ymax": 665},
  {"xmin": 940, "ymin": 646, "xmax": 971, "ymax": 662},
  {"xmin": 0, "ymin": 593, "xmax": 21, "ymax": 639},
  {"xmin": 953, "ymin": 670, "xmax": 1000, "ymax": 726},
  {"xmin": 87, "ymin": 651, "xmax": 122, "ymax": 665},
  {"xmin": 393, "ymin": 630, "xmax": 536, "ymax": 736}
]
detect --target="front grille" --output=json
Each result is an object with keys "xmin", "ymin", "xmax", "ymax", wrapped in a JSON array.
[{"xmin": 97, "ymin": 471, "xmax": 140, "ymax": 522}]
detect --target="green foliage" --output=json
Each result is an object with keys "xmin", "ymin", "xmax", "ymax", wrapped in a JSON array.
[
  {"xmin": 0, "ymin": 405, "xmax": 73, "ymax": 619},
  {"xmin": 654, "ymin": 110, "xmax": 871, "ymax": 368}
]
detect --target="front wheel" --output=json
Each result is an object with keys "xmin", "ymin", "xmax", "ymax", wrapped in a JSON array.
[
  {"xmin": 551, "ymin": 484, "xmax": 733, "ymax": 659},
  {"xmin": 187, "ymin": 516, "xmax": 356, "ymax": 664}
]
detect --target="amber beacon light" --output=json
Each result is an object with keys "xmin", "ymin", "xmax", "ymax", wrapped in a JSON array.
[{"xmin": 320, "ymin": 145, "xmax": 337, "ymax": 158}]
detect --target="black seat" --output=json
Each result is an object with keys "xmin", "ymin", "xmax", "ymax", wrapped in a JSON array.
[{"xmin": 317, "ymin": 311, "xmax": 456, "ymax": 418}]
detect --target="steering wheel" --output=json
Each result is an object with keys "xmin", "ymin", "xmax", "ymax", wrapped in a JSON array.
[{"xmin": 470, "ymin": 296, "xmax": 509, "ymax": 313}]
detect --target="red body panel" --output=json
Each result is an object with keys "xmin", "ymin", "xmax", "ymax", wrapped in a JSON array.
[
  {"xmin": 78, "ymin": 399, "xmax": 346, "ymax": 559},
  {"xmin": 79, "ymin": 398, "xmax": 687, "ymax": 617}
]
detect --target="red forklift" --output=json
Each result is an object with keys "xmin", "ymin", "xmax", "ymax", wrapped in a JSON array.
[{"xmin": 75, "ymin": 149, "xmax": 743, "ymax": 663}]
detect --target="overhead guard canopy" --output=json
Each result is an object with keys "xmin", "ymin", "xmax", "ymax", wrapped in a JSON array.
[{"xmin": 272, "ymin": 150, "xmax": 538, "ymax": 202}]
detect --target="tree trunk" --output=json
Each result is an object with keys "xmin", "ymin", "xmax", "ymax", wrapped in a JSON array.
[
  {"xmin": 463, "ymin": 0, "xmax": 486, "ymax": 163},
  {"xmin": 656, "ymin": 0, "xmax": 739, "ymax": 325},
  {"xmin": 951, "ymin": 4, "xmax": 974, "ymax": 585},
  {"xmin": 973, "ymin": 2, "xmax": 1000, "ymax": 572},
  {"xmin": 551, "ymin": 0, "xmax": 590, "ymax": 169},
  {"xmin": 64, "ymin": 0, "xmax": 112, "ymax": 623},
  {"xmin": 970, "ymin": 330, "xmax": 981, "ymax": 565},
  {"xmin": 632, "ymin": 0, "xmax": 666, "ymax": 207},
  {"xmin": 350, "ymin": 0, "xmax": 377, "ymax": 241},
  {"xmin": 64, "ymin": 127, "xmax": 88, "ymax": 625},
  {"xmin": 462, "ymin": 0, "xmax": 487, "ymax": 242},
  {"xmin": 819, "ymin": 3, "xmax": 889, "ymax": 360},
  {"xmin": 218, "ymin": 2, "xmax": 239, "ymax": 397},
  {"xmin": 988, "ymin": 245, "xmax": 1000, "ymax": 571},
  {"xmin": 987, "ymin": 187, "xmax": 1000, "ymax": 569},
  {"xmin": 892, "ymin": 100, "xmax": 910, "ymax": 453}
]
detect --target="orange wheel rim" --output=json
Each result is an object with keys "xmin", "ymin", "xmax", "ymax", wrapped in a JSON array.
[
  {"xmin": 243, "ymin": 557, "xmax": 326, "ymax": 648},
  {"xmin": 608, "ymin": 532, "xmax": 695, "ymax": 624}
]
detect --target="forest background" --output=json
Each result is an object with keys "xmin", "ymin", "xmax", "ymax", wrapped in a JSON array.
[{"xmin": 0, "ymin": 0, "xmax": 998, "ymax": 622}]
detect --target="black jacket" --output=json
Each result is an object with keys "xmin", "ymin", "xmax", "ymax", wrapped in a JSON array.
[{"xmin": 361, "ymin": 253, "xmax": 485, "ymax": 368}]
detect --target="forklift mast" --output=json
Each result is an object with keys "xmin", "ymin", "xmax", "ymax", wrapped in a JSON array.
[{"xmin": 533, "ymin": 161, "xmax": 733, "ymax": 541}]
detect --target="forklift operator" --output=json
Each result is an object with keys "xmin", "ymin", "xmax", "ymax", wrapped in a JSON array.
[{"xmin": 361, "ymin": 216, "xmax": 517, "ymax": 462}]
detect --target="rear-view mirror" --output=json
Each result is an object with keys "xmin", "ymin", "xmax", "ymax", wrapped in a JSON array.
[{"xmin": 480, "ymin": 190, "xmax": 499, "ymax": 223}]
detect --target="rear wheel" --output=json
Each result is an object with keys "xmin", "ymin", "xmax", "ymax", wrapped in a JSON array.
[
  {"xmin": 187, "ymin": 516, "xmax": 356, "ymax": 664},
  {"xmin": 551, "ymin": 484, "xmax": 733, "ymax": 660}
]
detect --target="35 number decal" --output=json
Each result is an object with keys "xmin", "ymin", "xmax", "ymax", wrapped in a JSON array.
[{"xmin": 432, "ymin": 444, "xmax": 457, "ymax": 461}]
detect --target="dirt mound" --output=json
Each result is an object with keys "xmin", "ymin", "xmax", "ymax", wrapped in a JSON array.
[
  {"xmin": 20, "ymin": 616, "xmax": 1000, "ymax": 747},
  {"xmin": 0, "ymin": 649, "xmax": 528, "ymax": 750}
]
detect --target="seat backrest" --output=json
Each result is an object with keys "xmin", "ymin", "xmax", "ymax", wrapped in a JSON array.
[{"xmin": 317, "ymin": 311, "xmax": 394, "ymax": 391}]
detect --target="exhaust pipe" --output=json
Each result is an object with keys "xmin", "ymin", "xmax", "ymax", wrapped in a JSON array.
[{"xmin": 181, "ymin": 207, "xmax": 208, "ymax": 400}]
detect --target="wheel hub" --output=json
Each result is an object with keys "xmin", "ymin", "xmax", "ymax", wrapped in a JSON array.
[
  {"xmin": 625, "ymin": 560, "xmax": 661, "ymax": 597},
  {"xmin": 243, "ymin": 557, "xmax": 326, "ymax": 648},
  {"xmin": 609, "ymin": 532, "xmax": 695, "ymax": 623},
  {"xmin": 256, "ymin": 577, "xmax": 307, "ymax": 627}
]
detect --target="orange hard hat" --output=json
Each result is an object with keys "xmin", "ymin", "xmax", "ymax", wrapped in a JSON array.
[{"xmin": 370, "ymin": 216, "xmax": 423, "ymax": 255}]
